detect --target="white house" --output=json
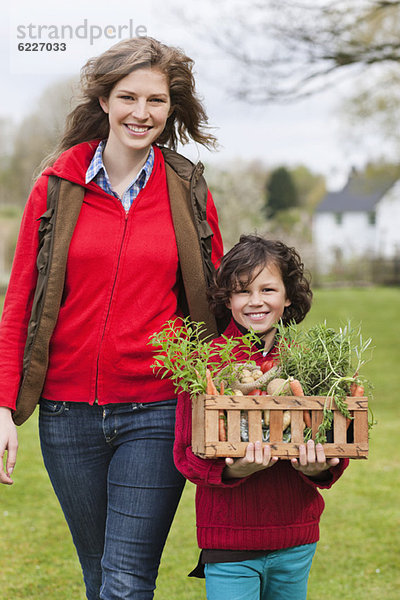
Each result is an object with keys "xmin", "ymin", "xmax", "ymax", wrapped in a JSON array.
[{"xmin": 313, "ymin": 169, "xmax": 400, "ymax": 273}]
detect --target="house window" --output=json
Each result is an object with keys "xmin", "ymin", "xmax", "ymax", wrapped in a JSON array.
[
  {"xmin": 334, "ymin": 213, "xmax": 343, "ymax": 225},
  {"xmin": 368, "ymin": 211, "xmax": 376, "ymax": 226}
]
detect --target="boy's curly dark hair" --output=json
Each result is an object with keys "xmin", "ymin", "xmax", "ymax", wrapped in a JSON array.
[{"xmin": 208, "ymin": 234, "xmax": 312, "ymax": 326}]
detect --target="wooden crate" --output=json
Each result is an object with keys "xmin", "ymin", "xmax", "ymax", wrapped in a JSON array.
[{"xmin": 192, "ymin": 394, "xmax": 369, "ymax": 459}]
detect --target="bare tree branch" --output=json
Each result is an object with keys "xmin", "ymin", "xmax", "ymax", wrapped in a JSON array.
[{"xmin": 185, "ymin": 0, "xmax": 400, "ymax": 103}]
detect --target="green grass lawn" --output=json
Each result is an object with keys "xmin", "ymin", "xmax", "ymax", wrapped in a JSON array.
[{"xmin": 1, "ymin": 287, "xmax": 399, "ymax": 599}]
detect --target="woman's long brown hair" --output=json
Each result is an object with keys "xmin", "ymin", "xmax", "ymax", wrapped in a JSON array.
[{"xmin": 41, "ymin": 36, "xmax": 217, "ymax": 170}]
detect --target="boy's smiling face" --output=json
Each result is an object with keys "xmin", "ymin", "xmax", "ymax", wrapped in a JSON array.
[{"xmin": 226, "ymin": 262, "xmax": 291, "ymax": 349}]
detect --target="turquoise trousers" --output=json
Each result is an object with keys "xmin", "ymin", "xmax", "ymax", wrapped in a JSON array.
[{"xmin": 204, "ymin": 542, "xmax": 317, "ymax": 600}]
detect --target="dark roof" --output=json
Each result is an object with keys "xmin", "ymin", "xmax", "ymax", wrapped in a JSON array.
[{"xmin": 316, "ymin": 170, "xmax": 398, "ymax": 213}]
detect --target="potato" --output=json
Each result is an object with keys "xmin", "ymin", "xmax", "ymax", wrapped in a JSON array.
[
  {"xmin": 241, "ymin": 369, "xmax": 252, "ymax": 378},
  {"xmin": 240, "ymin": 376, "xmax": 255, "ymax": 384},
  {"xmin": 252, "ymin": 369, "xmax": 263, "ymax": 379},
  {"xmin": 266, "ymin": 378, "xmax": 291, "ymax": 396},
  {"xmin": 282, "ymin": 410, "xmax": 291, "ymax": 429},
  {"xmin": 233, "ymin": 389, "xmax": 244, "ymax": 396}
]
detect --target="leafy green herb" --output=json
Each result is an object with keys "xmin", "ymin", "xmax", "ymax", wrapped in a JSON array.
[
  {"xmin": 149, "ymin": 317, "xmax": 260, "ymax": 397},
  {"xmin": 275, "ymin": 320, "xmax": 374, "ymax": 442}
]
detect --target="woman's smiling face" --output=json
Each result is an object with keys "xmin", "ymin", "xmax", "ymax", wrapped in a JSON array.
[
  {"xmin": 227, "ymin": 262, "xmax": 291, "ymax": 347},
  {"xmin": 99, "ymin": 68, "xmax": 172, "ymax": 156}
]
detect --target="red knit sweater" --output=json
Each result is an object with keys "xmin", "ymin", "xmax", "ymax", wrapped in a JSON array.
[
  {"xmin": 0, "ymin": 143, "xmax": 223, "ymax": 410},
  {"xmin": 174, "ymin": 319, "xmax": 349, "ymax": 551}
]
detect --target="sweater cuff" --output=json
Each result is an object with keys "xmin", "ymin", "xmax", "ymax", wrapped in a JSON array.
[
  {"xmin": 203, "ymin": 458, "xmax": 247, "ymax": 487},
  {"xmin": 298, "ymin": 458, "xmax": 349, "ymax": 489}
]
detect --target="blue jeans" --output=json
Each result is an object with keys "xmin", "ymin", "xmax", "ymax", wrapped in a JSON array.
[
  {"xmin": 204, "ymin": 543, "xmax": 317, "ymax": 600},
  {"xmin": 39, "ymin": 398, "xmax": 185, "ymax": 600}
]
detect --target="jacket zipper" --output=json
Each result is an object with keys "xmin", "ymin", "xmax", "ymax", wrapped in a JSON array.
[{"xmin": 94, "ymin": 210, "xmax": 129, "ymax": 402}]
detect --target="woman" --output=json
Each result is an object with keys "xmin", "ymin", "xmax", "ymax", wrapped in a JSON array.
[{"xmin": 0, "ymin": 37, "xmax": 223, "ymax": 600}]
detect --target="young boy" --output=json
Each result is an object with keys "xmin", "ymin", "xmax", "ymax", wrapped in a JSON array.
[{"xmin": 174, "ymin": 235, "xmax": 349, "ymax": 600}]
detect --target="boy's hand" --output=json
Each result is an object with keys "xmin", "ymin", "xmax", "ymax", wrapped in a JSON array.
[
  {"xmin": 291, "ymin": 439, "xmax": 339, "ymax": 479},
  {"xmin": 223, "ymin": 441, "xmax": 278, "ymax": 479}
]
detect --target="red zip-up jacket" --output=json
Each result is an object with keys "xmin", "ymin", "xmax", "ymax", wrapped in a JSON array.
[
  {"xmin": 174, "ymin": 319, "xmax": 349, "ymax": 551},
  {"xmin": 0, "ymin": 142, "xmax": 223, "ymax": 409}
]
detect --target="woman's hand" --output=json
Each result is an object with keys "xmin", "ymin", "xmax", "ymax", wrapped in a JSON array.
[
  {"xmin": 223, "ymin": 441, "xmax": 278, "ymax": 479},
  {"xmin": 291, "ymin": 439, "xmax": 339, "ymax": 479},
  {"xmin": 0, "ymin": 407, "xmax": 18, "ymax": 485}
]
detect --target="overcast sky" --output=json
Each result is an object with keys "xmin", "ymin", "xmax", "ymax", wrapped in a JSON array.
[{"xmin": 1, "ymin": 0, "xmax": 382, "ymax": 189}]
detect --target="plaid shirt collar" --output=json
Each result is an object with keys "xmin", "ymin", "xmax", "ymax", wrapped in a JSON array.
[{"xmin": 85, "ymin": 140, "xmax": 155, "ymax": 212}]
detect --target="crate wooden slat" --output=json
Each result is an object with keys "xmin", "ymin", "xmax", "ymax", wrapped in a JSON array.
[
  {"xmin": 192, "ymin": 394, "xmax": 369, "ymax": 459},
  {"xmin": 291, "ymin": 410, "xmax": 305, "ymax": 443}
]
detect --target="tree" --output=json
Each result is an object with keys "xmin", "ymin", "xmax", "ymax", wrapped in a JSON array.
[
  {"xmin": 0, "ymin": 119, "xmax": 17, "ymax": 204},
  {"xmin": 204, "ymin": 159, "xmax": 268, "ymax": 250},
  {"xmin": 290, "ymin": 165, "xmax": 326, "ymax": 212},
  {"xmin": 6, "ymin": 77, "xmax": 77, "ymax": 205},
  {"xmin": 186, "ymin": 0, "xmax": 400, "ymax": 103},
  {"xmin": 265, "ymin": 167, "xmax": 298, "ymax": 217},
  {"xmin": 179, "ymin": 1, "xmax": 400, "ymax": 158}
]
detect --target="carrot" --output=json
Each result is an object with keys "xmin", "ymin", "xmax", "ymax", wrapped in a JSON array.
[
  {"xmin": 218, "ymin": 379, "xmax": 227, "ymax": 440},
  {"xmin": 205, "ymin": 369, "xmax": 227, "ymax": 440},
  {"xmin": 347, "ymin": 379, "xmax": 364, "ymax": 428},
  {"xmin": 289, "ymin": 379, "xmax": 312, "ymax": 429},
  {"xmin": 289, "ymin": 378, "xmax": 304, "ymax": 397},
  {"xmin": 350, "ymin": 382, "xmax": 364, "ymax": 397},
  {"xmin": 350, "ymin": 370, "xmax": 364, "ymax": 397},
  {"xmin": 218, "ymin": 411, "xmax": 227, "ymax": 441},
  {"xmin": 205, "ymin": 368, "xmax": 218, "ymax": 395}
]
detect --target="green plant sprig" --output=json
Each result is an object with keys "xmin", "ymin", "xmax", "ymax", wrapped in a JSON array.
[
  {"xmin": 149, "ymin": 317, "xmax": 261, "ymax": 397},
  {"xmin": 275, "ymin": 320, "xmax": 374, "ymax": 443}
]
